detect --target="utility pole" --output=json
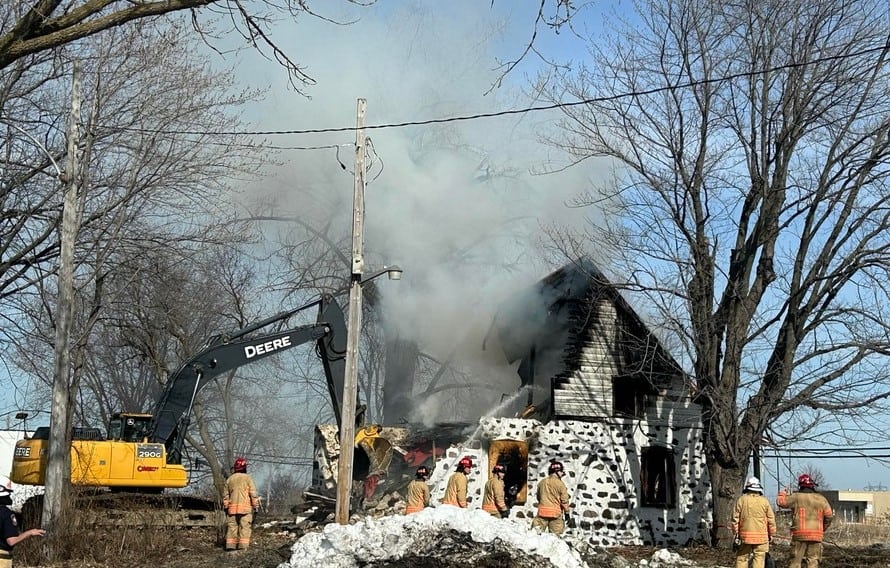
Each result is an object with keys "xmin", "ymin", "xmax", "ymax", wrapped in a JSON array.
[
  {"xmin": 335, "ymin": 98, "xmax": 366, "ymax": 525},
  {"xmin": 44, "ymin": 63, "xmax": 82, "ymax": 550},
  {"xmin": 752, "ymin": 445, "xmax": 761, "ymax": 480}
]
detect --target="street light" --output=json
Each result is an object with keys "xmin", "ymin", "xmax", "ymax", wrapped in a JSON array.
[
  {"xmin": 362, "ymin": 265, "xmax": 403, "ymax": 284},
  {"xmin": 335, "ymin": 99, "xmax": 403, "ymax": 524}
]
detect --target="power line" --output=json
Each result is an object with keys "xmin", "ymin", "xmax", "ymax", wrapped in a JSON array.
[
  {"xmin": 105, "ymin": 42, "xmax": 889, "ymax": 138},
  {"xmin": 765, "ymin": 454, "xmax": 890, "ymax": 459},
  {"xmin": 761, "ymin": 449, "xmax": 890, "ymax": 459},
  {"xmin": 762, "ymin": 447, "xmax": 890, "ymax": 453}
]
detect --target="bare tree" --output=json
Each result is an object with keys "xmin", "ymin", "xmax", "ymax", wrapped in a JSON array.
[
  {"xmin": 4, "ymin": 20, "xmax": 270, "ymax": 547},
  {"xmin": 539, "ymin": 0, "xmax": 890, "ymax": 545},
  {"xmin": 0, "ymin": 0, "xmax": 377, "ymax": 91}
]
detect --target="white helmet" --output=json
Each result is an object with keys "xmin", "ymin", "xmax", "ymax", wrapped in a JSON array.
[{"xmin": 744, "ymin": 476, "xmax": 764, "ymax": 494}]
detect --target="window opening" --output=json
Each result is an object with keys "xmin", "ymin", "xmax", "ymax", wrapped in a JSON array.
[{"xmin": 640, "ymin": 445, "xmax": 676, "ymax": 508}]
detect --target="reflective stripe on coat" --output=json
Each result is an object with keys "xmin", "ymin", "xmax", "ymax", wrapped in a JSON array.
[
  {"xmin": 441, "ymin": 472, "xmax": 468, "ymax": 507},
  {"xmin": 405, "ymin": 479, "xmax": 429, "ymax": 514},
  {"xmin": 223, "ymin": 472, "xmax": 259, "ymax": 515},
  {"xmin": 535, "ymin": 474, "xmax": 569, "ymax": 518},
  {"xmin": 731, "ymin": 492, "xmax": 776, "ymax": 545},
  {"xmin": 777, "ymin": 489, "xmax": 834, "ymax": 542},
  {"xmin": 482, "ymin": 477, "xmax": 507, "ymax": 514}
]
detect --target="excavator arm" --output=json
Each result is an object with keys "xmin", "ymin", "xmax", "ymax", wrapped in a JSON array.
[
  {"xmin": 9, "ymin": 293, "xmax": 355, "ymax": 494},
  {"xmin": 150, "ymin": 293, "xmax": 348, "ymax": 464}
]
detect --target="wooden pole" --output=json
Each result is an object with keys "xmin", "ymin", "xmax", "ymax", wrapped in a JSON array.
[{"xmin": 335, "ymin": 98, "xmax": 366, "ymax": 525}]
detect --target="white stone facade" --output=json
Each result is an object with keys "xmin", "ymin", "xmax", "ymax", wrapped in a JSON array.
[{"xmin": 424, "ymin": 417, "xmax": 711, "ymax": 547}]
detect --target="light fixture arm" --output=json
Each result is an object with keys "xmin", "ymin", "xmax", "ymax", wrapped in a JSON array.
[{"xmin": 360, "ymin": 265, "xmax": 403, "ymax": 284}]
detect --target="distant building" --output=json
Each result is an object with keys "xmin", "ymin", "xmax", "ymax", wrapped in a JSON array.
[{"xmin": 821, "ymin": 490, "xmax": 890, "ymax": 523}]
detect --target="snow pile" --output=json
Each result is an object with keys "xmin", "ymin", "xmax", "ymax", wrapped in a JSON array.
[
  {"xmin": 645, "ymin": 548, "xmax": 698, "ymax": 566},
  {"xmin": 10, "ymin": 485, "xmax": 42, "ymax": 513},
  {"xmin": 279, "ymin": 505, "xmax": 587, "ymax": 568},
  {"xmin": 0, "ymin": 473, "xmax": 43, "ymax": 514}
]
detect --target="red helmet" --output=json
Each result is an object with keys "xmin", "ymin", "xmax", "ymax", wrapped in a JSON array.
[
  {"xmin": 458, "ymin": 456, "xmax": 473, "ymax": 471},
  {"xmin": 233, "ymin": 457, "xmax": 248, "ymax": 473},
  {"xmin": 415, "ymin": 466, "xmax": 430, "ymax": 479},
  {"xmin": 492, "ymin": 464, "xmax": 506, "ymax": 475},
  {"xmin": 548, "ymin": 461, "xmax": 564, "ymax": 475},
  {"xmin": 798, "ymin": 473, "xmax": 816, "ymax": 489}
]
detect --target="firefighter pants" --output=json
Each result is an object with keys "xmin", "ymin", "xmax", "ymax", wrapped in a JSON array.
[
  {"xmin": 734, "ymin": 542, "xmax": 769, "ymax": 568},
  {"xmin": 225, "ymin": 512, "xmax": 253, "ymax": 550},
  {"xmin": 789, "ymin": 540, "xmax": 822, "ymax": 568},
  {"xmin": 531, "ymin": 514, "xmax": 565, "ymax": 536},
  {"xmin": 0, "ymin": 554, "xmax": 10, "ymax": 568}
]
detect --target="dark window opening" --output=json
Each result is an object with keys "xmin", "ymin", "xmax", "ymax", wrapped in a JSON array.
[
  {"xmin": 612, "ymin": 376, "xmax": 652, "ymax": 418},
  {"xmin": 640, "ymin": 446, "xmax": 676, "ymax": 508},
  {"xmin": 489, "ymin": 440, "xmax": 529, "ymax": 506}
]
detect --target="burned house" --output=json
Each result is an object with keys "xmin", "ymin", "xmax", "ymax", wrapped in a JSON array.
[{"xmin": 312, "ymin": 258, "xmax": 711, "ymax": 546}]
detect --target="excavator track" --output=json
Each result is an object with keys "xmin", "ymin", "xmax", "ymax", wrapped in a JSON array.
[{"xmin": 21, "ymin": 490, "xmax": 224, "ymax": 528}]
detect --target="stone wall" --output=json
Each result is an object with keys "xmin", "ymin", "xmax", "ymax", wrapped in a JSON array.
[
  {"xmin": 425, "ymin": 418, "xmax": 711, "ymax": 547},
  {"xmin": 312, "ymin": 416, "xmax": 711, "ymax": 547}
]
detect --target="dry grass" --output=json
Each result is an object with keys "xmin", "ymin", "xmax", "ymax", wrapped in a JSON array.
[
  {"xmin": 14, "ymin": 519, "xmax": 290, "ymax": 568},
  {"xmin": 12, "ymin": 502, "xmax": 890, "ymax": 567},
  {"xmin": 824, "ymin": 520, "xmax": 890, "ymax": 547},
  {"xmin": 775, "ymin": 511, "xmax": 890, "ymax": 547},
  {"xmin": 15, "ymin": 508, "xmax": 218, "ymax": 567},
  {"xmin": 11, "ymin": 492, "xmax": 242, "ymax": 567}
]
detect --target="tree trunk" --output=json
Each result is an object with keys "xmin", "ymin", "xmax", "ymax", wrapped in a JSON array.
[
  {"xmin": 709, "ymin": 460, "xmax": 746, "ymax": 548},
  {"xmin": 43, "ymin": 64, "xmax": 82, "ymax": 559}
]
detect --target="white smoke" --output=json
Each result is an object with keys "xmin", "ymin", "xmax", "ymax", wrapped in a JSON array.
[{"xmin": 235, "ymin": 1, "xmax": 611, "ymax": 423}]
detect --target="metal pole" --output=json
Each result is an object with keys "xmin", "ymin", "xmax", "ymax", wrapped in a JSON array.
[
  {"xmin": 752, "ymin": 445, "xmax": 761, "ymax": 480},
  {"xmin": 335, "ymin": 98, "xmax": 366, "ymax": 524}
]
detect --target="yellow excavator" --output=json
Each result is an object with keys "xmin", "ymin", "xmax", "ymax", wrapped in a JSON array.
[{"xmin": 10, "ymin": 294, "xmax": 389, "ymax": 522}]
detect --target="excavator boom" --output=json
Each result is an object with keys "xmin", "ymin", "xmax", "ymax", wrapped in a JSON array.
[{"xmin": 10, "ymin": 294, "xmax": 349, "ymax": 491}]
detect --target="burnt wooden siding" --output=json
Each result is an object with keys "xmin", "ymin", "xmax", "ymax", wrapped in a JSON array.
[{"xmin": 549, "ymin": 268, "xmax": 700, "ymax": 426}]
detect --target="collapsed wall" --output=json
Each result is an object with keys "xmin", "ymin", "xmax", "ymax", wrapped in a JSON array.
[{"xmin": 311, "ymin": 417, "xmax": 712, "ymax": 547}]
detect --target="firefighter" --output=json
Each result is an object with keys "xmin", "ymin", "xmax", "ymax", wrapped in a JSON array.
[
  {"xmin": 405, "ymin": 466, "xmax": 431, "ymax": 514},
  {"xmin": 0, "ymin": 478, "xmax": 44, "ymax": 568},
  {"xmin": 731, "ymin": 476, "xmax": 776, "ymax": 568},
  {"xmin": 223, "ymin": 457, "xmax": 260, "ymax": 552},
  {"xmin": 441, "ymin": 456, "xmax": 473, "ymax": 508},
  {"xmin": 482, "ymin": 464, "xmax": 509, "ymax": 518},
  {"xmin": 777, "ymin": 473, "xmax": 834, "ymax": 568},
  {"xmin": 531, "ymin": 460, "xmax": 571, "ymax": 535}
]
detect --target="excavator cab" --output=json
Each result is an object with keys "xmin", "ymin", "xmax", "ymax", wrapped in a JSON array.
[{"xmin": 107, "ymin": 412, "xmax": 153, "ymax": 442}]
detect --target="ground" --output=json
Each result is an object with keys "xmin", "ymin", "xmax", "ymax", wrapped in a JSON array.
[
  {"xmin": 614, "ymin": 542, "xmax": 890, "ymax": 567},
  {"xmin": 13, "ymin": 515, "xmax": 890, "ymax": 567}
]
